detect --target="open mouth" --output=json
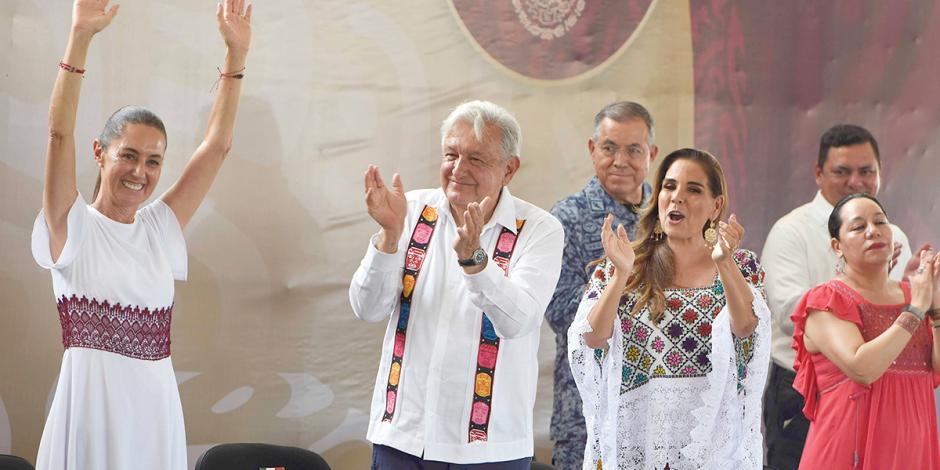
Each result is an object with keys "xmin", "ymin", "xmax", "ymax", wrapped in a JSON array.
[
  {"xmin": 667, "ymin": 210, "xmax": 685, "ymax": 222},
  {"xmin": 122, "ymin": 181, "xmax": 144, "ymax": 191}
]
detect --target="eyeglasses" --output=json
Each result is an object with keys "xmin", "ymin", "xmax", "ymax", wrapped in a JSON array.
[{"xmin": 597, "ymin": 143, "xmax": 647, "ymax": 159}]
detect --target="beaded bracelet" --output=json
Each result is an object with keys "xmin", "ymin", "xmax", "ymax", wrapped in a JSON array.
[{"xmin": 58, "ymin": 61, "xmax": 85, "ymax": 76}]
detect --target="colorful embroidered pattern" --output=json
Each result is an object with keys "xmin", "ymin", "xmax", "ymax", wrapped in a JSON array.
[
  {"xmin": 382, "ymin": 205, "xmax": 439, "ymax": 422},
  {"xmin": 468, "ymin": 219, "xmax": 525, "ymax": 443},
  {"xmin": 57, "ymin": 294, "xmax": 172, "ymax": 361},
  {"xmin": 586, "ymin": 250, "xmax": 763, "ymax": 394}
]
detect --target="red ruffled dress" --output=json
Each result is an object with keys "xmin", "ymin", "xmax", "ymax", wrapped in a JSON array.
[{"xmin": 791, "ymin": 279, "xmax": 940, "ymax": 469}]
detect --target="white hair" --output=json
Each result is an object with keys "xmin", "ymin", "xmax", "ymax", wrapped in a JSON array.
[{"xmin": 440, "ymin": 100, "xmax": 522, "ymax": 160}]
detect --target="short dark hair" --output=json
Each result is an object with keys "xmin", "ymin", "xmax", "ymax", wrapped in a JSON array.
[
  {"xmin": 818, "ymin": 124, "xmax": 880, "ymax": 169},
  {"xmin": 827, "ymin": 193, "xmax": 888, "ymax": 240},
  {"xmin": 592, "ymin": 101, "xmax": 655, "ymax": 147}
]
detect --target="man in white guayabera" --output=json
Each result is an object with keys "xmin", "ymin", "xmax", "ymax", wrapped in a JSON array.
[{"xmin": 350, "ymin": 100, "xmax": 564, "ymax": 469}]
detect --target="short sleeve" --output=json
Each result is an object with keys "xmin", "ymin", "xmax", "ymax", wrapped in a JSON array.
[
  {"xmin": 790, "ymin": 281, "xmax": 861, "ymax": 420},
  {"xmin": 140, "ymin": 199, "xmax": 188, "ymax": 281},
  {"xmin": 31, "ymin": 192, "xmax": 87, "ymax": 270},
  {"xmin": 799, "ymin": 281, "xmax": 862, "ymax": 327}
]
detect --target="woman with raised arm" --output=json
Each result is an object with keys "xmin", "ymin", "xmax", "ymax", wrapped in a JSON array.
[
  {"xmin": 32, "ymin": 0, "xmax": 251, "ymax": 468},
  {"xmin": 792, "ymin": 193, "xmax": 940, "ymax": 469},
  {"xmin": 568, "ymin": 148, "xmax": 771, "ymax": 469}
]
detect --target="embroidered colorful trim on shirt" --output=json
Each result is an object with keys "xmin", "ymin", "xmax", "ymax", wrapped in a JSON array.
[
  {"xmin": 57, "ymin": 294, "xmax": 172, "ymax": 361},
  {"xmin": 382, "ymin": 205, "xmax": 439, "ymax": 422},
  {"xmin": 468, "ymin": 218, "xmax": 525, "ymax": 443}
]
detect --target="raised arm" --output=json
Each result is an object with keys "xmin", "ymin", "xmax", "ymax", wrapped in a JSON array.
[
  {"xmin": 713, "ymin": 214, "xmax": 758, "ymax": 337},
  {"xmin": 348, "ymin": 165, "xmax": 409, "ymax": 322},
  {"xmin": 161, "ymin": 0, "xmax": 252, "ymax": 229},
  {"xmin": 925, "ymin": 252, "xmax": 940, "ymax": 374},
  {"xmin": 807, "ymin": 310, "xmax": 913, "ymax": 385},
  {"xmin": 583, "ymin": 214, "xmax": 634, "ymax": 349},
  {"xmin": 44, "ymin": 0, "xmax": 118, "ymax": 262},
  {"xmin": 808, "ymin": 250, "xmax": 936, "ymax": 384}
]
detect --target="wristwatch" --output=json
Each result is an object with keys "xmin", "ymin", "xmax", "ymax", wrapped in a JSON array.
[
  {"xmin": 905, "ymin": 304, "xmax": 928, "ymax": 320},
  {"xmin": 458, "ymin": 248, "xmax": 487, "ymax": 267}
]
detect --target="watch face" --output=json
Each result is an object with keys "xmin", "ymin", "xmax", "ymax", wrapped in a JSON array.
[{"xmin": 472, "ymin": 248, "xmax": 487, "ymax": 264}]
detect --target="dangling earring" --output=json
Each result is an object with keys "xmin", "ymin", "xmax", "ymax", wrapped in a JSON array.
[
  {"xmin": 703, "ymin": 219, "xmax": 718, "ymax": 249},
  {"xmin": 835, "ymin": 255, "xmax": 846, "ymax": 274},
  {"xmin": 651, "ymin": 220, "xmax": 665, "ymax": 241}
]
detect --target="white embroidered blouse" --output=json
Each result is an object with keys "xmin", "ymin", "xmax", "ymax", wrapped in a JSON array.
[{"xmin": 568, "ymin": 250, "xmax": 771, "ymax": 470}]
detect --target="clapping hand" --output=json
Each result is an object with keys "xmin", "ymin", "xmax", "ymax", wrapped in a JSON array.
[
  {"xmin": 909, "ymin": 249, "xmax": 938, "ymax": 312},
  {"xmin": 72, "ymin": 0, "xmax": 119, "ymax": 35},
  {"xmin": 902, "ymin": 242, "xmax": 933, "ymax": 279},
  {"xmin": 711, "ymin": 214, "xmax": 745, "ymax": 263},
  {"xmin": 454, "ymin": 197, "xmax": 491, "ymax": 260},
  {"xmin": 601, "ymin": 214, "xmax": 635, "ymax": 279},
  {"xmin": 364, "ymin": 165, "xmax": 406, "ymax": 252},
  {"xmin": 922, "ymin": 250, "xmax": 940, "ymax": 312},
  {"xmin": 217, "ymin": 0, "xmax": 252, "ymax": 54}
]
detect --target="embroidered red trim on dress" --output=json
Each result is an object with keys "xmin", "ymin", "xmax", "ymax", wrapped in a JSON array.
[
  {"xmin": 468, "ymin": 219, "xmax": 525, "ymax": 443},
  {"xmin": 382, "ymin": 205, "xmax": 439, "ymax": 422},
  {"xmin": 57, "ymin": 294, "xmax": 172, "ymax": 361}
]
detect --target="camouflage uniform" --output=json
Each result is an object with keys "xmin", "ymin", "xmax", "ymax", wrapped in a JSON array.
[{"xmin": 546, "ymin": 176, "xmax": 650, "ymax": 469}]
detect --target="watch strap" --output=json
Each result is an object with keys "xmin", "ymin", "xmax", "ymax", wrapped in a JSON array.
[
  {"xmin": 458, "ymin": 248, "xmax": 486, "ymax": 266},
  {"xmin": 905, "ymin": 303, "xmax": 927, "ymax": 321}
]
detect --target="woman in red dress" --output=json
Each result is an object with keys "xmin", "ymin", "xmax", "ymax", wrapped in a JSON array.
[{"xmin": 792, "ymin": 193, "xmax": 940, "ymax": 469}]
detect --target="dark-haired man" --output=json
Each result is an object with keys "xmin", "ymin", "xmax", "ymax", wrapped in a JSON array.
[{"xmin": 761, "ymin": 123, "xmax": 925, "ymax": 469}]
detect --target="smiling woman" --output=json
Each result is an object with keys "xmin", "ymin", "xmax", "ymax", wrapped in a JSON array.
[
  {"xmin": 91, "ymin": 106, "xmax": 167, "ymax": 204},
  {"xmin": 90, "ymin": 107, "xmax": 168, "ymax": 215},
  {"xmin": 569, "ymin": 148, "xmax": 771, "ymax": 468},
  {"xmin": 792, "ymin": 193, "xmax": 940, "ymax": 469},
  {"xmin": 30, "ymin": 0, "xmax": 253, "ymax": 469}
]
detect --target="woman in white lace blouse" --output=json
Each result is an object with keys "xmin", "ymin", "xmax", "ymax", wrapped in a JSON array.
[{"xmin": 568, "ymin": 148, "xmax": 771, "ymax": 469}]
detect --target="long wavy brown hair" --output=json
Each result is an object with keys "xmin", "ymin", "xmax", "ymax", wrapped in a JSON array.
[{"xmin": 625, "ymin": 148, "xmax": 728, "ymax": 324}]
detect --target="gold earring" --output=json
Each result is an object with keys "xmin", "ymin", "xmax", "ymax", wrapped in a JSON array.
[
  {"xmin": 704, "ymin": 219, "xmax": 718, "ymax": 249},
  {"xmin": 651, "ymin": 220, "xmax": 665, "ymax": 241}
]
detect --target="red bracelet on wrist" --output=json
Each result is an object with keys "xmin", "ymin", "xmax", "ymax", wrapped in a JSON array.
[
  {"xmin": 58, "ymin": 61, "xmax": 85, "ymax": 76},
  {"xmin": 209, "ymin": 66, "xmax": 246, "ymax": 92},
  {"xmin": 218, "ymin": 66, "xmax": 246, "ymax": 80}
]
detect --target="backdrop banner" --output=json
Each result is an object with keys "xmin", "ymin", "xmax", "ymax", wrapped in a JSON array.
[{"xmin": 1, "ymin": 1, "xmax": 937, "ymax": 469}]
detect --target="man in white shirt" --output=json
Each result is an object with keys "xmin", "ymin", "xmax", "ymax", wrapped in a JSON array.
[
  {"xmin": 350, "ymin": 100, "xmax": 564, "ymax": 468},
  {"xmin": 761, "ymin": 124, "xmax": 925, "ymax": 469}
]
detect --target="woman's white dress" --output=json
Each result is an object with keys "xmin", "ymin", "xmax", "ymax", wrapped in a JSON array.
[
  {"xmin": 568, "ymin": 250, "xmax": 771, "ymax": 469},
  {"xmin": 31, "ymin": 193, "xmax": 188, "ymax": 470}
]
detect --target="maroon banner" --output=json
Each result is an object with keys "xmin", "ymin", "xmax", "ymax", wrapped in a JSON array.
[
  {"xmin": 691, "ymin": 0, "xmax": 940, "ymax": 249},
  {"xmin": 451, "ymin": 0, "xmax": 654, "ymax": 80}
]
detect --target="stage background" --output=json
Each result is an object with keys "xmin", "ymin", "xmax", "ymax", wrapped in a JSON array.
[{"xmin": 1, "ymin": 1, "xmax": 938, "ymax": 468}]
